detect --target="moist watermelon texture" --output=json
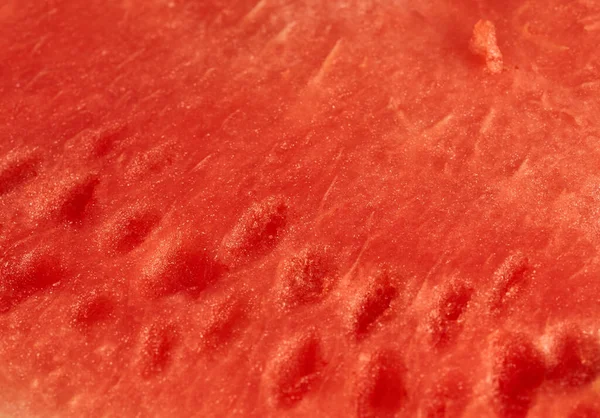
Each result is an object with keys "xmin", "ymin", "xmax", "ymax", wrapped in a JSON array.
[{"xmin": 2, "ymin": 0, "xmax": 600, "ymax": 417}]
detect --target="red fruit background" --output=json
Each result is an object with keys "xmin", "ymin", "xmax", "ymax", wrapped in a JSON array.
[{"xmin": 2, "ymin": 0, "xmax": 600, "ymax": 417}]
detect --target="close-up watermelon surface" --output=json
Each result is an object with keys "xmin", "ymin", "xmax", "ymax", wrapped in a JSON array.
[{"xmin": 2, "ymin": 0, "xmax": 600, "ymax": 417}]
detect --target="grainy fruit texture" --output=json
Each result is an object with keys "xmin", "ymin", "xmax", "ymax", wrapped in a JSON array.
[{"xmin": 2, "ymin": 0, "xmax": 600, "ymax": 417}]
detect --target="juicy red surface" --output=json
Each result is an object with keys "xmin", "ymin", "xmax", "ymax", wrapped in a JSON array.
[{"xmin": 2, "ymin": 0, "xmax": 600, "ymax": 417}]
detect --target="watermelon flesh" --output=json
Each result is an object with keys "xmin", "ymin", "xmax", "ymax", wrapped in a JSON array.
[{"xmin": 2, "ymin": 0, "xmax": 600, "ymax": 416}]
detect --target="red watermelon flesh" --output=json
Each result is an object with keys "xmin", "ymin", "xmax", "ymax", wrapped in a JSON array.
[{"xmin": 2, "ymin": 0, "xmax": 600, "ymax": 417}]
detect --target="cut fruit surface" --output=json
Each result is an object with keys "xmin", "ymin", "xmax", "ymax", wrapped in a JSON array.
[{"xmin": 2, "ymin": 0, "xmax": 600, "ymax": 417}]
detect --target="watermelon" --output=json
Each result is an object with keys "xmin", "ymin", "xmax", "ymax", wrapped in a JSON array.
[{"xmin": 2, "ymin": 0, "xmax": 600, "ymax": 417}]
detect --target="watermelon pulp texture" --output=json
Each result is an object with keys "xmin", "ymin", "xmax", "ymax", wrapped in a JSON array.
[{"xmin": 2, "ymin": 0, "xmax": 600, "ymax": 417}]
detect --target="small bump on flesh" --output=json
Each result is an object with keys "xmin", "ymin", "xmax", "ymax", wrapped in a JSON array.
[
  {"xmin": 33, "ymin": 172, "xmax": 100, "ymax": 225},
  {"xmin": 64, "ymin": 122, "xmax": 130, "ymax": 160},
  {"xmin": 199, "ymin": 296, "xmax": 246, "ymax": 351},
  {"xmin": 490, "ymin": 333, "xmax": 546, "ymax": 418},
  {"xmin": 347, "ymin": 271, "xmax": 398, "ymax": 339},
  {"xmin": 71, "ymin": 292, "xmax": 115, "ymax": 329},
  {"xmin": 139, "ymin": 233, "xmax": 224, "ymax": 299},
  {"xmin": 0, "ymin": 247, "xmax": 63, "ymax": 313},
  {"xmin": 0, "ymin": 148, "xmax": 42, "ymax": 196},
  {"xmin": 139, "ymin": 323, "xmax": 178, "ymax": 379},
  {"xmin": 426, "ymin": 279, "xmax": 473, "ymax": 348},
  {"xmin": 102, "ymin": 204, "xmax": 161, "ymax": 254},
  {"xmin": 355, "ymin": 348, "xmax": 407, "ymax": 418},
  {"xmin": 546, "ymin": 323, "xmax": 600, "ymax": 388},
  {"xmin": 264, "ymin": 330, "xmax": 324, "ymax": 409},
  {"xmin": 125, "ymin": 141, "xmax": 176, "ymax": 180},
  {"xmin": 277, "ymin": 245, "xmax": 336, "ymax": 309},
  {"xmin": 488, "ymin": 253, "xmax": 531, "ymax": 313},
  {"xmin": 58, "ymin": 174, "xmax": 100, "ymax": 223},
  {"xmin": 221, "ymin": 195, "xmax": 288, "ymax": 263}
]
